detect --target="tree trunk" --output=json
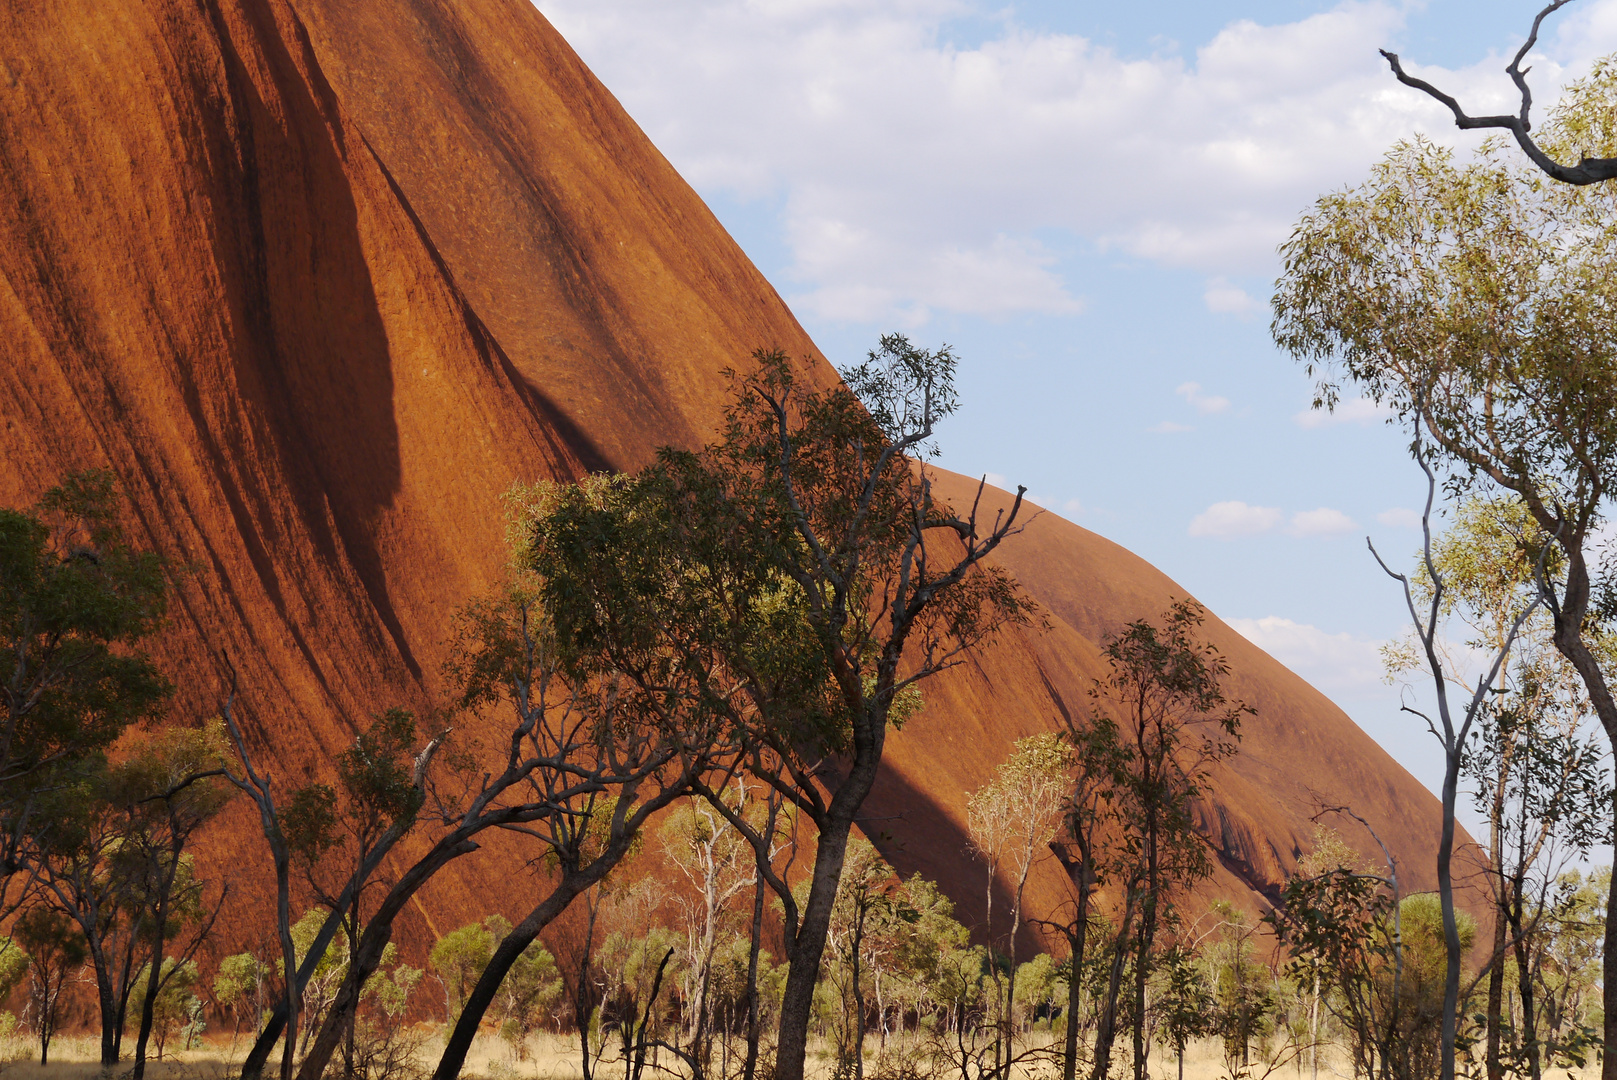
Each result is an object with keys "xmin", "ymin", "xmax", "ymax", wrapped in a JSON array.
[
  {"xmin": 432, "ymin": 872, "xmax": 599, "ymax": 1080},
  {"xmin": 850, "ymin": 911, "xmax": 866, "ymax": 1080},
  {"xmin": 276, "ymin": 852, "xmax": 298, "ymax": 1080},
  {"xmin": 1538, "ymin": 553, "xmax": 1617, "ymax": 1080},
  {"xmin": 131, "ymin": 865, "xmax": 174, "ymax": 1080},
  {"xmin": 1438, "ymin": 743, "xmax": 1462, "ymax": 1080},
  {"xmin": 1090, "ymin": 888, "xmax": 1137, "ymax": 1080},
  {"xmin": 575, "ymin": 890, "xmax": 600, "ymax": 1080},
  {"xmin": 1309, "ymin": 973, "xmax": 1320, "ymax": 1080},
  {"xmin": 1062, "ymin": 905, "xmax": 1087, "ymax": 1080},
  {"xmin": 743, "ymin": 869, "xmax": 767, "ymax": 1080},
  {"xmin": 774, "ymin": 791, "xmax": 867, "ymax": 1080},
  {"xmin": 1485, "ymin": 905, "xmax": 1506, "ymax": 1080},
  {"xmin": 1132, "ymin": 811, "xmax": 1160, "ymax": 1080},
  {"xmin": 1509, "ymin": 883, "xmax": 1542, "ymax": 1080},
  {"xmin": 291, "ymin": 836, "xmax": 480, "ymax": 1080},
  {"xmin": 343, "ymin": 895, "xmax": 359, "ymax": 1079},
  {"xmin": 113, "ymin": 933, "xmax": 138, "ymax": 1062},
  {"xmin": 88, "ymin": 937, "xmax": 118, "ymax": 1065}
]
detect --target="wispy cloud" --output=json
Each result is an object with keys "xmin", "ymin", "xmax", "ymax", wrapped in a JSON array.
[
  {"xmin": 1176, "ymin": 381, "xmax": 1230, "ymax": 415},
  {"xmin": 540, "ymin": 0, "xmax": 1617, "ymax": 324},
  {"xmin": 1294, "ymin": 395, "xmax": 1391, "ymax": 429},
  {"xmin": 1287, "ymin": 507, "xmax": 1358, "ymax": 538},
  {"xmin": 1203, "ymin": 277, "xmax": 1261, "ymax": 317},
  {"xmin": 1149, "ymin": 420, "xmax": 1193, "ymax": 434},
  {"xmin": 1377, "ymin": 508, "xmax": 1422, "ymax": 529},
  {"xmin": 1227, "ymin": 615, "xmax": 1385, "ymax": 695},
  {"xmin": 1189, "ymin": 500, "xmax": 1282, "ymax": 539}
]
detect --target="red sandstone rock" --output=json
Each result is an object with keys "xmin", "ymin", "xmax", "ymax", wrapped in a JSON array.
[{"xmin": 0, "ymin": 0, "xmax": 1469, "ymax": 958}]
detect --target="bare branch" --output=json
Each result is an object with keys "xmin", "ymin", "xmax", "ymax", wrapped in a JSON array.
[{"xmin": 1380, "ymin": 2, "xmax": 1617, "ymax": 185}]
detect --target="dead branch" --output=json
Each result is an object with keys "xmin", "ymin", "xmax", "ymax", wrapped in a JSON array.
[{"xmin": 1380, "ymin": 0, "xmax": 1617, "ymax": 185}]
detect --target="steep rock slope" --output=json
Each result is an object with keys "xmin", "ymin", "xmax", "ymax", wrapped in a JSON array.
[{"xmin": 0, "ymin": 0, "xmax": 1459, "ymax": 951}]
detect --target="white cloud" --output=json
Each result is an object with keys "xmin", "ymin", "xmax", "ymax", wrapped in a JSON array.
[
  {"xmin": 1062, "ymin": 498, "xmax": 1083, "ymax": 517},
  {"xmin": 1203, "ymin": 277, "xmax": 1261, "ymax": 317},
  {"xmin": 1227, "ymin": 615, "xmax": 1385, "ymax": 695},
  {"xmin": 1294, "ymin": 395, "xmax": 1391, "ymax": 429},
  {"xmin": 1189, "ymin": 500, "xmax": 1282, "ymax": 539},
  {"xmin": 1287, "ymin": 507, "xmax": 1358, "ymax": 538},
  {"xmin": 537, "ymin": 0, "xmax": 1617, "ymax": 323},
  {"xmin": 1175, "ymin": 381, "xmax": 1230, "ymax": 415},
  {"xmin": 983, "ymin": 472, "xmax": 1008, "ymax": 490},
  {"xmin": 1148, "ymin": 420, "xmax": 1193, "ymax": 434},
  {"xmin": 1377, "ymin": 507, "xmax": 1422, "ymax": 529}
]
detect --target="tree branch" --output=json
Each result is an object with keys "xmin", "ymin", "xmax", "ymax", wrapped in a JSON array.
[{"xmin": 1380, "ymin": 1, "xmax": 1617, "ymax": 185}]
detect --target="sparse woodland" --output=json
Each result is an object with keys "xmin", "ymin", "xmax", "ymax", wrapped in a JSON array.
[
  {"xmin": 0, "ymin": 331, "xmax": 1606, "ymax": 1080},
  {"xmin": 10, "ymin": 13, "xmax": 1617, "ymax": 1079}
]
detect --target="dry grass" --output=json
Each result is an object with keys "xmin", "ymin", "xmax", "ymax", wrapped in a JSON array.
[{"xmin": 0, "ymin": 1031, "xmax": 1599, "ymax": 1080}]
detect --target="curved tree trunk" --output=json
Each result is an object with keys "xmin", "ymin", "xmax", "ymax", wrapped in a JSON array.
[
  {"xmin": 432, "ymin": 868, "xmax": 612, "ymax": 1080},
  {"xmin": 291, "ymin": 836, "xmax": 479, "ymax": 1080}
]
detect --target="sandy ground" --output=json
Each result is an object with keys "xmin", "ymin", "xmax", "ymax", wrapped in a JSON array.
[{"xmin": 0, "ymin": 1031, "xmax": 1600, "ymax": 1080}]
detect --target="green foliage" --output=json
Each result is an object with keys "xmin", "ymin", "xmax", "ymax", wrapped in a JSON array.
[
  {"xmin": 1269, "ymin": 862, "xmax": 1478, "ymax": 1080},
  {"xmin": 1534, "ymin": 868, "xmax": 1608, "ymax": 1068},
  {"xmin": 0, "ymin": 471, "xmax": 170, "ymax": 792},
  {"xmin": 1011, "ymin": 953, "xmax": 1062, "ymax": 1027},
  {"xmin": 598, "ymin": 924, "xmax": 684, "ymax": 1035},
  {"xmin": 1151, "ymin": 943, "xmax": 1214, "ymax": 1061},
  {"xmin": 286, "ymin": 908, "xmax": 352, "ymax": 1034},
  {"xmin": 1272, "ymin": 118, "xmax": 1617, "ymax": 513},
  {"xmin": 337, "ymin": 707, "xmax": 425, "ymax": 829},
  {"xmin": 282, "ymin": 783, "xmax": 339, "ymax": 866},
  {"xmin": 126, "ymin": 958, "xmax": 203, "ymax": 1057},
  {"xmin": 14, "ymin": 906, "xmax": 85, "ymax": 972},
  {"xmin": 1203, "ymin": 903, "xmax": 1277, "ymax": 1072},
  {"xmin": 429, "ymin": 917, "xmax": 500, "ymax": 1023},
  {"xmin": 214, "ymin": 952, "xmax": 269, "ymax": 1035},
  {"xmin": 1090, "ymin": 598, "xmax": 1248, "ymax": 888},
  {"xmin": 495, "ymin": 932, "xmax": 561, "ymax": 1057},
  {"xmin": 0, "ymin": 939, "xmax": 27, "ymax": 1005},
  {"xmin": 15, "ymin": 905, "xmax": 87, "ymax": 1063}
]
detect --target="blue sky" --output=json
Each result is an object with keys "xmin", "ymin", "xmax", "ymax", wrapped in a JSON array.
[{"xmin": 535, "ymin": 0, "xmax": 1617, "ymax": 841}]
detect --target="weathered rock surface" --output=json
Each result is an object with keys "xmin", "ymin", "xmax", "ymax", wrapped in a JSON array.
[{"xmin": 0, "ymin": 0, "xmax": 1462, "ymax": 956}]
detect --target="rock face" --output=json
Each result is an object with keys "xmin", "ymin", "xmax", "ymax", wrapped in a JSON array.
[{"xmin": 0, "ymin": 0, "xmax": 1461, "ymax": 953}]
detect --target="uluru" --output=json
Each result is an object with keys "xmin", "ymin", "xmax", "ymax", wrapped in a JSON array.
[{"xmin": 0, "ymin": 0, "xmax": 1481, "ymax": 1073}]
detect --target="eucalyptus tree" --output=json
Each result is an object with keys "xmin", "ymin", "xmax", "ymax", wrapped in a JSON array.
[
  {"xmin": 661, "ymin": 791, "xmax": 754, "ymax": 1063},
  {"xmin": 705, "ymin": 338, "xmax": 1034, "ymax": 1080},
  {"xmin": 966, "ymin": 732, "xmax": 1070, "ymax": 1078},
  {"xmin": 16, "ymin": 905, "xmax": 85, "ymax": 1065},
  {"xmin": 1383, "ymin": 496, "xmax": 1610, "ymax": 1079},
  {"xmin": 507, "ymin": 336, "xmax": 1033, "ymax": 1080},
  {"xmin": 109, "ymin": 723, "xmax": 232, "ymax": 1080},
  {"xmin": 283, "ymin": 707, "xmax": 438, "ymax": 1078},
  {"xmin": 1268, "ymin": 815, "xmax": 1405, "ymax": 1080},
  {"xmin": 1042, "ymin": 700, "xmax": 1131, "ymax": 1080},
  {"xmin": 32, "ymin": 762, "xmax": 167, "ymax": 1065},
  {"xmin": 1085, "ymin": 599, "xmax": 1248, "ymax": 1080},
  {"xmin": 0, "ymin": 471, "xmax": 170, "ymax": 901},
  {"xmin": 421, "ymin": 525, "xmax": 736, "ymax": 1080},
  {"xmin": 1272, "ymin": 89, "xmax": 1617, "ymax": 1070},
  {"xmin": 226, "ymin": 694, "xmax": 446, "ymax": 1080}
]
